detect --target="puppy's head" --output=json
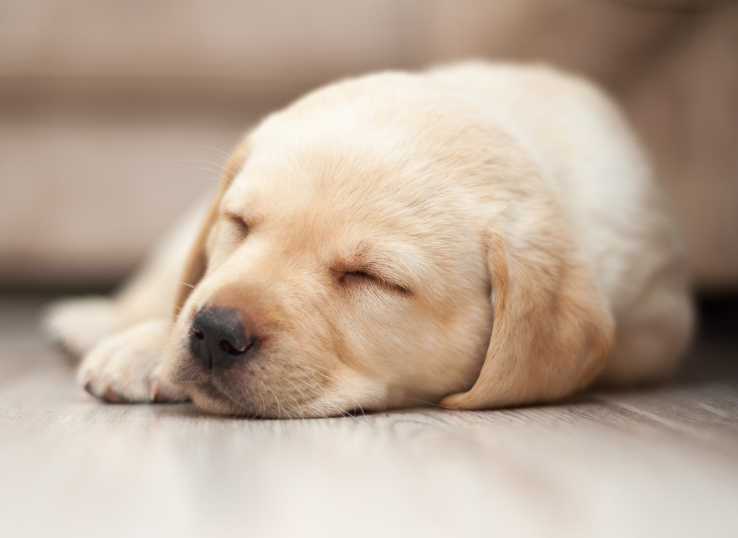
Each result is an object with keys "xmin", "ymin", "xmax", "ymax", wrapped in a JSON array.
[{"xmin": 165, "ymin": 74, "xmax": 614, "ymax": 418}]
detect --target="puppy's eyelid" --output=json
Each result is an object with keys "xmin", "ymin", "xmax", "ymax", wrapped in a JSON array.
[
  {"xmin": 225, "ymin": 213, "xmax": 250, "ymax": 236},
  {"xmin": 339, "ymin": 270, "xmax": 412, "ymax": 296},
  {"xmin": 341, "ymin": 270, "xmax": 373, "ymax": 281}
]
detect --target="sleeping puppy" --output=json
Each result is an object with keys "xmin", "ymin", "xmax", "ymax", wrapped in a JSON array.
[{"xmin": 46, "ymin": 62, "xmax": 693, "ymax": 418}]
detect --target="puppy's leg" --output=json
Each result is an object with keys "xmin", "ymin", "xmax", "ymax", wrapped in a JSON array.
[
  {"xmin": 45, "ymin": 197, "xmax": 209, "ymax": 357},
  {"xmin": 46, "ymin": 197, "xmax": 210, "ymax": 403},
  {"xmin": 597, "ymin": 271, "xmax": 694, "ymax": 386},
  {"xmin": 78, "ymin": 318, "xmax": 187, "ymax": 403},
  {"xmin": 44, "ymin": 296, "xmax": 124, "ymax": 357}
]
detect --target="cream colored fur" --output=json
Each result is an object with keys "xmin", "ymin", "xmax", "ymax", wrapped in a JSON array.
[{"xmin": 45, "ymin": 62, "xmax": 693, "ymax": 418}]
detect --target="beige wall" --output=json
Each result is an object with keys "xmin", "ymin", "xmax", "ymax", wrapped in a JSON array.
[{"xmin": 1, "ymin": 0, "xmax": 736, "ymax": 289}]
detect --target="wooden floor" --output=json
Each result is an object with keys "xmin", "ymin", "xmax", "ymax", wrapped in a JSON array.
[{"xmin": 1, "ymin": 297, "xmax": 737, "ymax": 538}]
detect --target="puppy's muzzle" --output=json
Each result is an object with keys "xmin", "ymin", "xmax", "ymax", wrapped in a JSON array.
[{"xmin": 189, "ymin": 306, "xmax": 257, "ymax": 371}]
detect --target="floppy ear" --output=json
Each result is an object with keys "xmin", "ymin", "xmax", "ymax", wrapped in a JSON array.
[
  {"xmin": 173, "ymin": 137, "xmax": 251, "ymax": 316},
  {"xmin": 441, "ymin": 224, "xmax": 615, "ymax": 409}
]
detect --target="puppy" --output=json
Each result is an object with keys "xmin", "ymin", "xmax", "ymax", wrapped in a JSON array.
[{"xmin": 46, "ymin": 62, "xmax": 693, "ymax": 418}]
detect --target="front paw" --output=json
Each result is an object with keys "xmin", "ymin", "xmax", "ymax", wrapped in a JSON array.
[
  {"xmin": 45, "ymin": 296, "xmax": 122, "ymax": 357},
  {"xmin": 78, "ymin": 319, "xmax": 189, "ymax": 404}
]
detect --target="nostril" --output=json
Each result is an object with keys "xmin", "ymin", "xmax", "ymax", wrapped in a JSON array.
[
  {"xmin": 220, "ymin": 339, "xmax": 244, "ymax": 356},
  {"xmin": 219, "ymin": 337, "xmax": 255, "ymax": 356}
]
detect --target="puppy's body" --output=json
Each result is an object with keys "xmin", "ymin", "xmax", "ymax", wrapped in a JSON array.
[
  {"xmin": 46, "ymin": 62, "xmax": 693, "ymax": 417},
  {"xmin": 428, "ymin": 64, "xmax": 692, "ymax": 385}
]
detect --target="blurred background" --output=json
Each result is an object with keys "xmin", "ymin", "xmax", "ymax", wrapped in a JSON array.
[{"xmin": 1, "ymin": 0, "xmax": 737, "ymax": 296}]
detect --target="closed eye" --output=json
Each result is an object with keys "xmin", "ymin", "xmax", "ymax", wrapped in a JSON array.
[
  {"xmin": 339, "ymin": 270, "xmax": 411, "ymax": 296},
  {"xmin": 340, "ymin": 270, "xmax": 375, "ymax": 284},
  {"xmin": 225, "ymin": 213, "xmax": 250, "ymax": 239}
]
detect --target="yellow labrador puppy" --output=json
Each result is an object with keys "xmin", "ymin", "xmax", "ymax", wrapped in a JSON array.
[{"xmin": 46, "ymin": 62, "xmax": 693, "ymax": 418}]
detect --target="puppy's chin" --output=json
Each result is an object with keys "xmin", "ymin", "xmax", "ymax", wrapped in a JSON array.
[
  {"xmin": 185, "ymin": 382, "xmax": 350, "ymax": 419},
  {"xmin": 168, "ymin": 357, "xmax": 338, "ymax": 419},
  {"xmin": 158, "ymin": 349, "xmax": 246, "ymax": 415},
  {"xmin": 186, "ymin": 383, "xmax": 251, "ymax": 417},
  {"xmin": 165, "ymin": 344, "xmax": 386, "ymax": 419}
]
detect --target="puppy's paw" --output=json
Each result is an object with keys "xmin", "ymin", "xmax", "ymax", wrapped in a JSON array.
[
  {"xmin": 78, "ymin": 319, "xmax": 188, "ymax": 404},
  {"xmin": 44, "ymin": 296, "xmax": 123, "ymax": 357}
]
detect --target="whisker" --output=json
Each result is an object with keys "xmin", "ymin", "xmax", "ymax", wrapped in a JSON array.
[
  {"xmin": 193, "ymin": 145, "xmax": 235, "ymax": 162},
  {"xmin": 404, "ymin": 396, "xmax": 447, "ymax": 410},
  {"xmin": 304, "ymin": 363, "xmax": 365, "ymax": 414},
  {"xmin": 298, "ymin": 364, "xmax": 365, "ymax": 417},
  {"xmin": 293, "ymin": 374, "xmax": 347, "ymax": 418},
  {"xmin": 256, "ymin": 378, "xmax": 269, "ymax": 418},
  {"xmin": 284, "ymin": 379, "xmax": 308, "ymax": 419},
  {"xmin": 188, "ymin": 166, "xmax": 228, "ymax": 178},
  {"xmin": 264, "ymin": 382, "xmax": 284, "ymax": 419},
  {"xmin": 188, "ymin": 146, "xmax": 247, "ymax": 179},
  {"xmin": 178, "ymin": 159, "xmax": 229, "ymax": 173}
]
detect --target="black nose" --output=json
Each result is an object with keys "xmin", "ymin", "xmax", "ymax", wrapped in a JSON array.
[{"xmin": 189, "ymin": 306, "xmax": 256, "ymax": 371}]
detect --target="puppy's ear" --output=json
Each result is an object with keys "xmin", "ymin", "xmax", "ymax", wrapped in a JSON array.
[
  {"xmin": 173, "ymin": 137, "xmax": 251, "ymax": 316},
  {"xmin": 441, "ymin": 224, "xmax": 615, "ymax": 409}
]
